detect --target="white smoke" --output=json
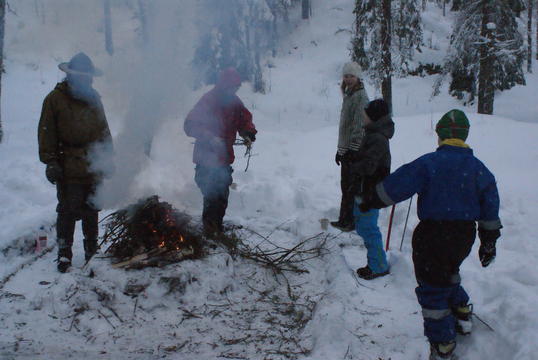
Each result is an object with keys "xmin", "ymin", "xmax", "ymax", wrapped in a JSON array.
[{"xmin": 92, "ymin": 1, "xmax": 200, "ymax": 210}]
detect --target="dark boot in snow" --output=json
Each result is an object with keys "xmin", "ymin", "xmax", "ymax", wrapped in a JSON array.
[
  {"xmin": 429, "ymin": 341, "xmax": 456, "ymax": 360},
  {"xmin": 57, "ymin": 247, "xmax": 72, "ymax": 273},
  {"xmin": 83, "ymin": 239, "xmax": 98, "ymax": 261},
  {"xmin": 356, "ymin": 266, "xmax": 389, "ymax": 280},
  {"xmin": 453, "ymin": 303, "xmax": 473, "ymax": 335},
  {"xmin": 82, "ymin": 211, "xmax": 98, "ymax": 261},
  {"xmin": 330, "ymin": 221, "xmax": 354, "ymax": 232}
]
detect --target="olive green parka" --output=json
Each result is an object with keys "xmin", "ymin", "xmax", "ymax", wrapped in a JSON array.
[{"xmin": 38, "ymin": 81, "xmax": 113, "ymax": 184}]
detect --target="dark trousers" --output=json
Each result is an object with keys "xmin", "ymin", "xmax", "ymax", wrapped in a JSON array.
[
  {"xmin": 194, "ymin": 165, "xmax": 233, "ymax": 233},
  {"xmin": 56, "ymin": 183, "xmax": 99, "ymax": 260},
  {"xmin": 412, "ymin": 220, "xmax": 476, "ymax": 343},
  {"xmin": 338, "ymin": 159, "xmax": 359, "ymax": 225}
]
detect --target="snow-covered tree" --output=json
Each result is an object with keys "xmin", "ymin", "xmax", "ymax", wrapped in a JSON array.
[
  {"xmin": 394, "ymin": 0, "xmax": 423, "ymax": 71},
  {"xmin": 351, "ymin": 0, "xmax": 422, "ymax": 110},
  {"xmin": 436, "ymin": 0, "xmax": 525, "ymax": 114}
]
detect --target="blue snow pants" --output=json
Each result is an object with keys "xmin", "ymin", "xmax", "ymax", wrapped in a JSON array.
[
  {"xmin": 415, "ymin": 281, "xmax": 470, "ymax": 343},
  {"xmin": 194, "ymin": 165, "xmax": 233, "ymax": 232},
  {"xmin": 412, "ymin": 220, "xmax": 476, "ymax": 344},
  {"xmin": 353, "ymin": 201, "xmax": 389, "ymax": 274}
]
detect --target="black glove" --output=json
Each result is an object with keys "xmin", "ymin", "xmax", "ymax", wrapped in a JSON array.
[
  {"xmin": 478, "ymin": 228, "xmax": 501, "ymax": 267},
  {"xmin": 345, "ymin": 150, "xmax": 360, "ymax": 162},
  {"xmin": 359, "ymin": 201, "xmax": 372, "ymax": 213},
  {"xmin": 45, "ymin": 161, "xmax": 63, "ymax": 185},
  {"xmin": 240, "ymin": 131, "xmax": 256, "ymax": 144},
  {"xmin": 357, "ymin": 190, "xmax": 374, "ymax": 212},
  {"xmin": 335, "ymin": 152, "xmax": 344, "ymax": 166}
]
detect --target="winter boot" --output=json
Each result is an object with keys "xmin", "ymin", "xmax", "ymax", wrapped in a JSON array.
[
  {"xmin": 429, "ymin": 341, "xmax": 456, "ymax": 360},
  {"xmin": 453, "ymin": 303, "xmax": 473, "ymax": 335},
  {"xmin": 82, "ymin": 212, "xmax": 99, "ymax": 261},
  {"xmin": 83, "ymin": 238, "xmax": 98, "ymax": 262},
  {"xmin": 330, "ymin": 221, "xmax": 354, "ymax": 232},
  {"xmin": 203, "ymin": 220, "xmax": 223, "ymax": 239},
  {"xmin": 356, "ymin": 266, "xmax": 389, "ymax": 280},
  {"xmin": 57, "ymin": 247, "xmax": 73, "ymax": 273}
]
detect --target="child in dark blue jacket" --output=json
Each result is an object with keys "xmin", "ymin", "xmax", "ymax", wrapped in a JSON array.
[
  {"xmin": 361, "ymin": 109, "xmax": 501, "ymax": 360},
  {"xmin": 351, "ymin": 99, "xmax": 394, "ymax": 280}
]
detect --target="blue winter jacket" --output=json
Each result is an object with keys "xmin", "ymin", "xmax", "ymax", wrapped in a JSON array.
[{"xmin": 375, "ymin": 145, "xmax": 501, "ymax": 230}]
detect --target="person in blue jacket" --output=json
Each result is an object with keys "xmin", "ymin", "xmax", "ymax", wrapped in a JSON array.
[
  {"xmin": 360, "ymin": 109, "xmax": 502, "ymax": 360},
  {"xmin": 351, "ymin": 99, "xmax": 393, "ymax": 280}
]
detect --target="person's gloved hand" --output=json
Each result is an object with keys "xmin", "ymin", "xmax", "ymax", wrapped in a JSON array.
[
  {"xmin": 345, "ymin": 150, "xmax": 360, "ymax": 162},
  {"xmin": 240, "ymin": 131, "xmax": 256, "ymax": 146},
  {"xmin": 358, "ymin": 192, "xmax": 373, "ymax": 212},
  {"xmin": 335, "ymin": 152, "xmax": 344, "ymax": 166},
  {"xmin": 45, "ymin": 161, "xmax": 63, "ymax": 184},
  {"xmin": 359, "ymin": 201, "xmax": 372, "ymax": 213},
  {"xmin": 478, "ymin": 228, "xmax": 501, "ymax": 267}
]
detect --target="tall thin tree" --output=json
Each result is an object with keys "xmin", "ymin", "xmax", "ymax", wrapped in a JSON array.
[
  {"xmin": 452, "ymin": 0, "xmax": 463, "ymax": 11},
  {"xmin": 381, "ymin": 0, "xmax": 393, "ymax": 111},
  {"xmin": 477, "ymin": 0, "xmax": 495, "ymax": 114},
  {"xmin": 528, "ymin": 0, "xmax": 533, "ymax": 72},
  {"xmin": 104, "ymin": 0, "xmax": 114, "ymax": 55},
  {"xmin": 0, "ymin": 0, "xmax": 5, "ymax": 143},
  {"xmin": 301, "ymin": 0, "xmax": 311, "ymax": 19}
]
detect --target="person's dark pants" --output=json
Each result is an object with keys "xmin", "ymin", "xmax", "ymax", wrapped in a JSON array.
[
  {"xmin": 194, "ymin": 165, "xmax": 233, "ymax": 234},
  {"xmin": 56, "ymin": 183, "xmax": 99, "ymax": 260},
  {"xmin": 338, "ymin": 159, "xmax": 358, "ymax": 226},
  {"xmin": 412, "ymin": 220, "xmax": 476, "ymax": 344}
]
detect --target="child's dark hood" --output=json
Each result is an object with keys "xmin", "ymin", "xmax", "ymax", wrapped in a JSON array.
[{"xmin": 364, "ymin": 115, "xmax": 394, "ymax": 139}]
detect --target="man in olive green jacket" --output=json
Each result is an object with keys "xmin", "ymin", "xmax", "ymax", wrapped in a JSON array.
[{"xmin": 38, "ymin": 52, "xmax": 113, "ymax": 273}]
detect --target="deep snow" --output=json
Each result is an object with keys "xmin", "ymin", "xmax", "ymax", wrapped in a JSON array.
[{"xmin": 1, "ymin": 1, "xmax": 537, "ymax": 359}]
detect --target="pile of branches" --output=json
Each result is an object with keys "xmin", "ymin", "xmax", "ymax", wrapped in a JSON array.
[
  {"xmin": 229, "ymin": 229, "xmax": 331, "ymax": 275},
  {"xmin": 100, "ymin": 196, "xmax": 203, "ymax": 269}
]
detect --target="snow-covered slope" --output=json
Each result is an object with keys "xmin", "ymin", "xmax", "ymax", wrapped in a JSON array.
[{"xmin": 1, "ymin": 1, "xmax": 537, "ymax": 359}]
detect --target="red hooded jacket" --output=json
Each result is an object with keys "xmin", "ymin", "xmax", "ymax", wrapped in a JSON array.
[{"xmin": 184, "ymin": 69, "xmax": 257, "ymax": 166}]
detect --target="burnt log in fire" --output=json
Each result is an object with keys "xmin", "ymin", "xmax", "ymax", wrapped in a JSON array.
[{"xmin": 100, "ymin": 196, "xmax": 203, "ymax": 269}]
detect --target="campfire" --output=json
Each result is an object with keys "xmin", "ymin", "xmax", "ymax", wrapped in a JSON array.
[{"xmin": 100, "ymin": 196, "xmax": 203, "ymax": 269}]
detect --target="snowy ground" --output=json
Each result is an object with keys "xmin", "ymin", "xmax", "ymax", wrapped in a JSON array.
[{"xmin": 1, "ymin": 1, "xmax": 538, "ymax": 359}]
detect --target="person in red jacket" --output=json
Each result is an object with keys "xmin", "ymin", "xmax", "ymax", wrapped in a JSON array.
[{"xmin": 184, "ymin": 68, "xmax": 257, "ymax": 236}]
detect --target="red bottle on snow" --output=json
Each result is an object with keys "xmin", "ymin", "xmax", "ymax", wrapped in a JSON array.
[{"xmin": 35, "ymin": 227, "xmax": 47, "ymax": 253}]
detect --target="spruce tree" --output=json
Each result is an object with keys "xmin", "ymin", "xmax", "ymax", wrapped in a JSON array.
[
  {"xmin": 352, "ymin": 0, "xmax": 422, "ymax": 110},
  {"xmin": 438, "ymin": 0, "xmax": 525, "ymax": 113}
]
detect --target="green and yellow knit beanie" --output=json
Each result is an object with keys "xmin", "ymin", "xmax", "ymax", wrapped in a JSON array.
[{"xmin": 435, "ymin": 109, "xmax": 470, "ymax": 141}]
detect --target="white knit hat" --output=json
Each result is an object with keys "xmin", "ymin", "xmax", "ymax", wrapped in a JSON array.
[{"xmin": 342, "ymin": 62, "xmax": 362, "ymax": 78}]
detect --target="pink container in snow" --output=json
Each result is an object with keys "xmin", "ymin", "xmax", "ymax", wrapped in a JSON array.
[{"xmin": 35, "ymin": 230, "xmax": 48, "ymax": 253}]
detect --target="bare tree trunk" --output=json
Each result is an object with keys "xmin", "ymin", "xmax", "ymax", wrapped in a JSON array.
[
  {"xmin": 451, "ymin": 0, "xmax": 463, "ymax": 11},
  {"xmin": 528, "ymin": 0, "xmax": 533, "ymax": 72},
  {"xmin": 301, "ymin": 0, "xmax": 311, "ymax": 19},
  {"xmin": 0, "ymin": 0, "xmax": 5, "ymax": 143},
  {"xmin": 443, "ymin": 0, "xmax": 446, "ymax": 16},
  {"xmin": 104, "ymin": 0, "xmax": 114, "ymax": 55},
  {"xmin": 478, "ymin": 0, "xmax": 495, "ymax": 115},
  {"xmin": 137, "ymin": 0, "xmax": 148, "ymax": 45},
  {"xmin": 381, "ymin": 0, "xmax": 393, "ymax": 112},
  {"xmin": 422, "ymin": 0, "xmax": 427, "ymax": 11}
]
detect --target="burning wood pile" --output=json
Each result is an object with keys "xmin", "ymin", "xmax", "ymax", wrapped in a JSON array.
[{"xmin": 100, "ymin": 196, "xmax": 203, "ymax": 269}]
